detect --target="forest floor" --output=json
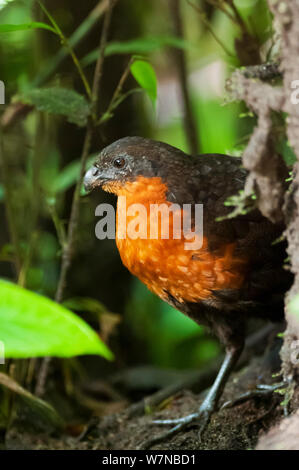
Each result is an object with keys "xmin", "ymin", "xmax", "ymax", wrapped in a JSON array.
[{"xmin": 4, "ymin": 339, "xmax": 299, "ymax": 451}]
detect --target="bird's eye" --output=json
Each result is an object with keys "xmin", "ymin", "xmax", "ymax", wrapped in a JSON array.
[{"xmin": 113, "ymin": 157, "xmax": 126, "ymax": 169}]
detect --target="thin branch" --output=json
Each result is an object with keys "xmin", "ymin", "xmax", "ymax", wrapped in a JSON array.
[
  {"xmin": 57, "ymin": 0, "xmax": 116, "ymax": 304},
  {"xmin": 187, "ymin": 0, "xmax": 234, "ymax": 58},
  {"xmin": 225, "ymin": 0, "xmax": 247, "ymax": 32},
  {"xmin": 48, "ymin": 202, "xmax": 67, "ymax": 250},
  {"xmin": 35, "ymin": 0, "xmax": 118, "ymax": 397},
  {"xmin": 1, "ymin": 1, "xmax": 110, "ymax": 131},
  {"xmin": 32, "ymin": 0, "xmax": 109, "ymax": 89},
  {"xmin": 97, "ymin": 57, "xmax": 134, "ymax": 125},
  {"xmin": 90, "ymin": 0, "xmax": 117, "ymax": 116},
  {"xmin": 169, "ymin": 0, "xmax": 199, "ymax": 155},
  {"xmin": 18, "ymin": 113, "xmax": 45, "ymax": 287},
  {"xmin": 38, "ymin": 1, "xmax": 92, "ymax": 99},
  {"xmin": 0, "ymin": 125, "xmax": 22, "ymax": 276}
]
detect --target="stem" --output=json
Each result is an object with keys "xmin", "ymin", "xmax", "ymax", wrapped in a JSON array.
[
  {"xmin": 18, "ymin": 113, "xmax": 45, "ymax": 287},
  {"xmin": 97, "ymin": 58, "xmax": 134, "ymax": 125},
  {"xmin": 38, "ymin": 1, "xmax": 92, "ymax": 99},
  {"xmin": 0, "ymin": 1, "xmax": 111, "ymax": 132},
  {"xmin": 57, "ymin": 0, "xmax": 116, "ymax": 304},
  {"xmin": 32, "ymin": 0, "xmax": 109, "ymax": 89},
  {"xmin": 187, "ymin": 1, "xmax": 234, "ymax": 58},
  {"xmin": 169, "ymin": 0, "xmax": 199, "ymax": 155},
  {"xmin": 90, "ymin": 0, "xmax": 116, "ymax": 116},
  {"xmin": 0, "ymin": 126, "xmax": 22, "ymax": 276},
  {"xmin": 35, "ymin": 0, "xmax": 117, "ymax": 397},
  {"xmin": 54, "ymin": 126, "xmax": 92, "ymax": 304}
]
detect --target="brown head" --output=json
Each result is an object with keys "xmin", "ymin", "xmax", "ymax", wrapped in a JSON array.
[{"xmin": 83, "ymin": 136, "xmax": 194, "ymax": 199}]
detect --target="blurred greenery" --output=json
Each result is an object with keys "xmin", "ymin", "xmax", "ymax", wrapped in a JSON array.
[{"xmin": 0, "ymin": 0, "xmax": 285, "ymax": 384}]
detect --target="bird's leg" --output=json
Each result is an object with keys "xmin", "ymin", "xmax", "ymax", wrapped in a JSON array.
[{"xmin": 139, "ymin": 344, "xmax": 243, "ymax": 449}]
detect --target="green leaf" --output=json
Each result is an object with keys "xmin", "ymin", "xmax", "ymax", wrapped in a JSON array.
[
  {"xmin": 0, "ymin": 22, "xmax": 57, "ymax": 34},
  {"xmin": 21, "ymin": 87, "xmax": 91, "ymax": 127},
  {"xmin": 82, "ymin": 36, "xmax": 193, "ymax": 67},
  {"xmin": 0, "ymin": 280, "xmax": 113, "ymax": 359},
  {"xmin": 130, "ymin": 60, "xmax": 157, "ymax": 104}
]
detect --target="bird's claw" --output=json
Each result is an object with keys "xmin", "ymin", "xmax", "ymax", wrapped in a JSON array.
[
  {"xmin": 221, "ymin": 381, "xmax": 287, "ymax": 411},
  {"xmin": 138, "ymin": 407, "xmax": 213, "ymax": 450},
  {"xmin": 152, "ymin": 412, "xmax": 199, "ymax": 426}
]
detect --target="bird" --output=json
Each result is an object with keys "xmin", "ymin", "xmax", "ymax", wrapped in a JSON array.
[{"xmin": 84, "ymin": 136, "xmax": 291, "ymax": 445}]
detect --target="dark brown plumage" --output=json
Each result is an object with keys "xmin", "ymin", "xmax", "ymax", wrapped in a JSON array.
[{"xmin": 84, "ymin": 136, "xmax": 291, "ymax": 443}]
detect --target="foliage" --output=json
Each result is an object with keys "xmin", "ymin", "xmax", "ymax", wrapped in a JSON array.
[
  {"xmin": 21, "ymin": 87, "xmax": 91, "ymax": 127},
  {"xmin": 216, "ymin": 190, "xmax": 256, "ymax": 221},
  {"xmin": 0, "ymin": 280, "xmax": 113, "ymax": 359},
  {"xmin": 130, "ymin": 60, "xmax": 157, "ymax": 105},
  {"xmin": 82, "ymin": 36, "xmax": 194, "ymax": 66},
  {"xmin": 0, "ymin": 0, "xmax": 288, "ymax": 388},
  {"xmin": 0, "ymin": 21, "xmax": 56, "ymax": 34}
]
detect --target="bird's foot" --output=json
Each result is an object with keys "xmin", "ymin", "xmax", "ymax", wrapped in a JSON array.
[
  {"xmin": 138, "ymin": 402, "xmax": 214, "ymax": 450},
  {"xmin": 221, "ymin": 380, "xmax": 290, "ymax": 414}
]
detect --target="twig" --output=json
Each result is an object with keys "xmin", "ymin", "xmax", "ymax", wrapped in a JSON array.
[
  {"xmin": 0, "ymin": 125, "xmax": 22, "ymax": 276},
  {"xmin": 32, "ymin": 0, "xmax": 109, "ymax": 88},
  {"xmin": 97, "ymin": 58, "xmax": 135, "ymax": 124},
  {"xmin": 225, "ymin": 0, "xmax": 247, "ymax": 32},
  {"xmin": 207, "ymin": 0, "xmax": 261, "ymax": 65},
  {"xmin": 48, "ymin": 202, "xmax": 67, "ymax": 250},
  {"xmin": 90, "ymin": 0, "xmax": 117, "ymax": 115},
  {"xmin": 169, "ymin": 0, "xmax": 199, "ymax": 155},
  {"xmin": 187, "ymin": 1, "xmax": 234, "ymax": 58},
  {"xmin": 35, "ymin": 0, "xmax": 118, "ymax": 397},
  {"xmin": 38, "ymin": 1, "xmax": 92, "ymax": 99},
  {"xmin": 18, "ymin": 113, "xmax": 45, "ymax": 287},
  {"xmin": 206, "ymin": 0, "xmax": 237, "ymax": 24},
  {"xmin": 1, "ymin": 1, "xmax": 109, "ymax": 131}
]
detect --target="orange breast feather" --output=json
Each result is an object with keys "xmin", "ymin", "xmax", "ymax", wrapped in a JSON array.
[{"xmin": 112, "ymin": 176, "xmax": 247, "ymax": 304}]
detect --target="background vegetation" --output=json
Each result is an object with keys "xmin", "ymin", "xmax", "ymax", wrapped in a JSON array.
[{"xmin": 0, "ymin": 0, "xmax": 297, "ymax": 449}]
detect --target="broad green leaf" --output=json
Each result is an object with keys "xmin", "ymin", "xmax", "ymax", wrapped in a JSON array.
[
  {"xmin": 0, "ymin": 22, "xmax": 57, "ymax": 34},
  {"xmin": 0, "ymin": 280, "xmax": 113, "ymax": 359},
  {"xmin": 82, "ymin": 36, "xmax": 193, "ymax": 67},
  {"xmin": 130, "ymin": 60, "xmax": 157, "ymax": 104},
  {"xmin": 21, "ymin": 87, "xmax": 91, "ymax": 127}
]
